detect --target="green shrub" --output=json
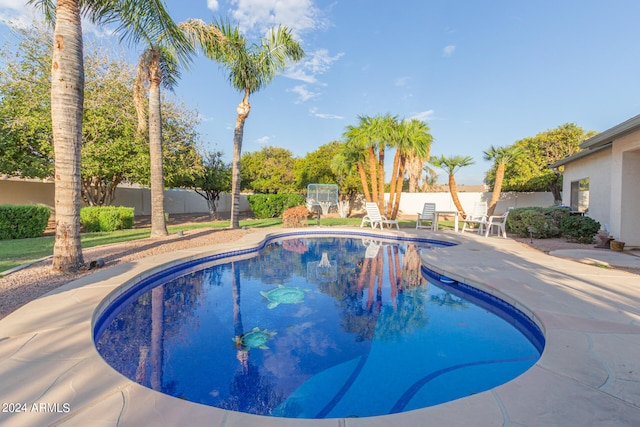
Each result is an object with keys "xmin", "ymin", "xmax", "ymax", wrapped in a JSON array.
[
  {"xmin": 247, "ymin": 194, "xmax": 306, "ymax": 219},
  {"xmin": 0, "ymin": 204, "xmax": 51, "ymax": 240},
  {"xmin": 506, "ymin": 206, "xmax": 570, "ymax": 239},
  {"xmin": 80, "ymin": 206, "xmax": 135, "ymax": 232},
  {"xmin": 560, "ymin": 215, "xmax": 601, "ymax": 243}
]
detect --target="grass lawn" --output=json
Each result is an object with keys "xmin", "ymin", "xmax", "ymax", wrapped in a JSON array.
[{"xmin": 0, "ymin": 217, "xmax": 450, "ymax": 274}]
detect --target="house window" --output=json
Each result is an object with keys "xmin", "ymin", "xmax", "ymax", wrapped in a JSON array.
[{"xmin": 570, "ymin": 178, "xmax": 589, "ymax": 213}]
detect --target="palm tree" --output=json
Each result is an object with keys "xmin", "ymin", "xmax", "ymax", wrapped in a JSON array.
[
  {"xmin": 197, "ymin": 22, "xmax": 304, "ymax": 229},
  {"xmin": 483, "ymin": 145, "xmax": 523, "ymax": 216},
  {"xmin": 387, "ymin": 119, "xmax": 432, "ymax": 218},
  {"xmin": 29, "ymin": 0, "xmax": 185, "ymax": 271},
  {"xmin": 343, "ymin": 114, "xmax": 394, "ymax": 212},
  {"xmin": 338, "ymin": 138, "xmax": 371, "ymax": 202},
  {"xmin": 429, "ymin": 155, "xmax": 474, "ymax": 217}
]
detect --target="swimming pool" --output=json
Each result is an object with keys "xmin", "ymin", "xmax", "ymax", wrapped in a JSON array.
[{"xmin": 95, "ymin": 234, "xmax": 544, "ymax": 419}]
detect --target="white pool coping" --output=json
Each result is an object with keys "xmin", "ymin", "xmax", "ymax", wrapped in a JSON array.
[{"xmin": 1, "ymin": 227, "xmax": 639, "ymax": 426}]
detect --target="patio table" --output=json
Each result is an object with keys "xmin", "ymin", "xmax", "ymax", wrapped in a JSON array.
[{"xmin": 434, "ymin": 210, "xmax": 459, "ymax": 232}]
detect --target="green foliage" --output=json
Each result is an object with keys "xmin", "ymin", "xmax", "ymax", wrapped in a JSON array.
[
  {"xmin": 0, "ymin": 22, "xmax": 202, "ymax": 202},
  {"xmin": 506, "ymin": 207, "xmax": 570, "ymax": 238},
  {"xmin": 247, "ymin": 194, "xmax": 305, "ymax": 219},
  {"xmin": 241, "ymin": 146, "xmax": 297, "ymax": 193},
  {"xmin": 490, "ymin": 123, "xmax": 598, "ymax": 200},
  {"xmin": 80, "ymin": 206, "xmax": 135, "ymax": 232},
  {"xmin": 0, "ymin": 205, "xmax": 51, "ymax": 240},
  {"xmin": 0, "ymin": 23, "xmax": 53, "ymax": 179},
  {"xmin": 560, "ymin": 216, "xmax": 601, "ymax": 243}
]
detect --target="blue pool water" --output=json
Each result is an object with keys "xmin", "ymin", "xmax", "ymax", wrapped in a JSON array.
[{"xmin": 95, "ymin": 235, "xmax": 544, "ymax": 419}]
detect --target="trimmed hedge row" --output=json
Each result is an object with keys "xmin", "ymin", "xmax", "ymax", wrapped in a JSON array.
[
  {"xmin": 506, "ymin": 206, "xmax": 600, "ymax": 243},
  {"xmin": 247, "ymin": 194, "xmax": 306, "ymax": 219},
  {"xmin": 80, "ymin": 206, "xmax": 135, "ymax": 232},
  {"xmin": 0, "ymin": 204, "xmax": 51, "ymax": 240}
]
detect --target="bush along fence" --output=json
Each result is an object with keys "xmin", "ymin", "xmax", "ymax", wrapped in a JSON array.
[
  {"xmin": 247, "ymin": 194, "xmax": 306, "ymax": 219},
  {"xmin": 0, "ymin": 204, "xmax": 51, "ymax": 240},
  {"xmin": 80, "ymin": 206, "xmax": 135, "ymax": 232}
]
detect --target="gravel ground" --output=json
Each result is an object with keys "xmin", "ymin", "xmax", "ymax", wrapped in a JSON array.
[{"xmin": 0, "ymin": 225, "xmax": 635, "ymax": 321}]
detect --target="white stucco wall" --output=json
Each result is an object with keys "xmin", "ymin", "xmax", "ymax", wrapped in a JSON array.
[
  {"xmin": 394, "ymin": 191, "xmax": 555, "ymax": 217},
  {"xmin": 613, "ymin": 132, "xmax": 640, "ymax": 246},
  {"xmin": 561, "ymin": 146, "xmax": 612, "ymax": 232}
]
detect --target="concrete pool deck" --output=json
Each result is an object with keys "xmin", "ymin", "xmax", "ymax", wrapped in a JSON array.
[{"xmin": 0, "ymin": 228, "xmax": 638, "ymax": 426}]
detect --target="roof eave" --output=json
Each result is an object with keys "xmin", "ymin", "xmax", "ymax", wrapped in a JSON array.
[{"xmin": 580, "ymin": 113, "xmax": 640, "ymax": 149}]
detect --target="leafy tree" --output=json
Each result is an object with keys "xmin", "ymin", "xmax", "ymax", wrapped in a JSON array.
[
  {"xmin": 240, "ymin": 146, "xmax": 297, "ymax": 194},
  {"xmin": 0, "ymin": 22, "xmax": 202, "ymax": 208},
  {"xmin": 28, "ymin": 0, "xmax": 188, "ymax": 272},
  {"xmin": 297, "ymin": 141, "xmax": 362, "ymax": 216},
  {"xmin": 197, "ymin": 21, "xmax": 304, "ymax": 228},
  {"xmin": 429, "ymin": 155, "xmax": 474, "ymax": 217},
  {"xmin": 81, "ymin": 43, "xmax": 143, "ymax": 206},
  {"xmin": 0, "ymin": 23, "xmax": 52, "ymax": 179},
  {"xmin": 189, "ymin": 150, "xmax": 231, "ymax": 219},
  {"xmin": 493, "ymin": 123, "xmax": 597, "ymax": 202},
  {"xmin": 482, "ymin": 145, "xmax": 524, "ymax": 216}
]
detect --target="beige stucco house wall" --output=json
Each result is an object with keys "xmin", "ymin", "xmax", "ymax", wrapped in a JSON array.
[{"xmin": 552, "ymin": 114, "xmax": 640, "ymax": 248}]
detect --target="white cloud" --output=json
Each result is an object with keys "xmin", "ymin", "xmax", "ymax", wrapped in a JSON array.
[
  {"xmin": 395, "ymin": 76, "xmax": 410, "ymax": 87},
  {"xmin": 409, "ymin": 110, "xmax": 435, "ymax": 122},
  {"xmin": 442, "ymin": 45, "xmax": 456, "ymax": 58},
  {"xmin": 207, "ymin": 0, "xmax": 219, "ymax": 11},
  {"xmin": 256, "ymin": 135, "xmax": 272, "ymax": 144},
  {"xmin": 286, "ymin": 49, "xmax": 343, "ymax": 84},
  {"xmin": 289, "ymin": 85, "xmax": 319, "ymax": 102},
  {"xmin": 309, "ymin": 107, "xmax": 343, "ymax": 120},
  {"xmin": 230, "ymin": 0, "xmax": 327, "ymax": 37}
]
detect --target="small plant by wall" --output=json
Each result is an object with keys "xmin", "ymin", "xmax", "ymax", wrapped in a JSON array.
[
  {"xmin": 560, "ymin": 216, "xmax": 601, "ymax": 243},
  {"xmin": 80, "ymin": 206, "xmax": 135, "ymax": 232},
  {"xmin": 506, "ymin": 207, "xmax": 570, "ymax": 239},
  {"xmin": 0, "ymin": 204, "xmax": 51, "ymax": 240},
  {"xmin": 282, "ymin": 205, "xmax": 310, "ymax": 228}
]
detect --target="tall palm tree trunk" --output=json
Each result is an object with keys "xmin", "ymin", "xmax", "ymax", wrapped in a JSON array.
[
  {"xmin": 148, "ymin": 56, "xmax": 167, "ymax": 237},
  {"xmin": 51, "ymin": 0, "xmax": 84, "ymax": 272},
  {"xmin": 368, "ymin": 147, "xmax": 379, "ymax": 211},
  {"xmin": 387, "ymin": 151, "xmax": 401, "ymax": 217},
  {"xmin": 449, "ymin": 174, "xmax": 465, "ymax": 217},
  {"xmin": 391, "ymin": 156, "xmax": 407, "ymax": 219},
  {"xmin": 487, "ymin": 163, "xmax": 505, "ymax": 216},
  {"xmin": 377, "ymin": 147, "xmax": 385, "ymax": 212},
  {"xmin": 231, "ymin": 90, "xmax": 250, "ymax": 229},
  {"xmin": 357, "ymin": 162, "xmax": 371, "ymax": 202}
]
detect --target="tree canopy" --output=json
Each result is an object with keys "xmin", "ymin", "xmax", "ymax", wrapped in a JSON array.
[
  {"xmin": 0, "ymin": 22, "xmax": 203, "ymax": 206},
  {"xmin": 485, "ymin": 123, "xmax": 597, "ymax": 201}
]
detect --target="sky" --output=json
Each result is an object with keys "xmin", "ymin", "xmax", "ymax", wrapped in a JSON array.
[{"xmin": 2, "ymin": 0, "xmax": 640, "ymax": 184}]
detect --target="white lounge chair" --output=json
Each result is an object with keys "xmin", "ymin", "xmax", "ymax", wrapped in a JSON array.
[
  {"xmin": 360, "ymin": 202, "xmax": 399, "ymax": 230},
  {"xmin": 460, "ymin": 202, "xmax": 488, "ymax": 235},
  {"xmin": 416, "ymin": 202, "xmax": 436, "ymax": 230},
  {"xmin": 484, "ymin": 208, "xmax": 512, "ymax": 238}
]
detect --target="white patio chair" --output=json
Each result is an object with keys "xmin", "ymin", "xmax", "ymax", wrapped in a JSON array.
[
  {"xmin": 484, "ymin": 208, "xmax": 513, "ymax": 238},
  {"xmin": 416, "ymin": 202, "xmax": 436, "ymax": 230},
  {"xmin": 460, "ymin": 202, "xmax": 488, "ymax": 235},
  {"xmin": 360, "ymin": 202, "xmax": 399, "ymax": 230}
]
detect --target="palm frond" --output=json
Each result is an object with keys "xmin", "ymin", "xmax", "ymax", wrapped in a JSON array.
[{"xmin": 26, "ymin": 0, "xmax": 56, "ymax": 24}]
